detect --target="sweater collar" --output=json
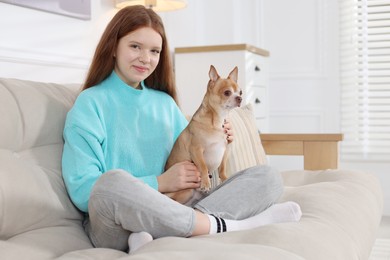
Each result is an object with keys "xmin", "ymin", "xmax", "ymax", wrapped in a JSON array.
[{"xmin": 107, "ymin": 71, "xmax": 147, "ymax": 94}]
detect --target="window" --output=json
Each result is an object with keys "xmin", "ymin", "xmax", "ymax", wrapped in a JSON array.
[{"xmin": 340, "ymin": 0, "xmax": 390, "ymax": 161}]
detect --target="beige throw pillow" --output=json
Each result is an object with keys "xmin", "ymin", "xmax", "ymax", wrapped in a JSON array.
[
  {"xmin": 226, "ymin": 104, "xmax": 267, "ymax": 175},
  {"xmin": 210, "ymin": 104, "xmax": 267, "ymax": 187}
]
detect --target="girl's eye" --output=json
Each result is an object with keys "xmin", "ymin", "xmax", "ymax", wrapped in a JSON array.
[
  {"xmin": 224, "ymin": 90, "xmax": 232, "ymax": 97},
  {"xmin": 130, "ymin": 44, "xmax": 140, "ymax": 49},
  {"xmin": 152, "ymin": 49, "xmax": 161, "ymax": 54}
]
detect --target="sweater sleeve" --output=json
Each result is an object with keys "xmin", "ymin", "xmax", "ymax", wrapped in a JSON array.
[{"xmin": 62, "ymin": 95, "xmax": 107, "ymax": 213}]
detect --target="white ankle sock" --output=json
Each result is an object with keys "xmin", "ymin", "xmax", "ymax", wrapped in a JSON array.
[
  {"xmin": 128, "ymin": 231, "xmax": 153, "ymax": 254},
  {"xmin": 208, "ymin": 201, "xmax": 302, "ymax": 234}
]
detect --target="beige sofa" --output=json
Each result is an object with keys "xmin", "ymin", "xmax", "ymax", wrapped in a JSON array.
[{"xmin": 0, "ymin": 77, "xmax": 383, "ymax": 260}]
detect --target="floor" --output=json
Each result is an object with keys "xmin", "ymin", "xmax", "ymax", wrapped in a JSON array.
[{"xmin": 369, "ymin": 216, "xmax": 390, "ymax": 260}]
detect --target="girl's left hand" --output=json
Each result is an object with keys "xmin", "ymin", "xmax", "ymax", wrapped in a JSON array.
[{"xmin": 223, "ymin": 118, "xmax": 234, "ymax": 143}]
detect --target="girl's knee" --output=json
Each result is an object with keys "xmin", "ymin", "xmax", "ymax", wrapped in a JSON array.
[
  {"xmin": 239, "ymin": 165, "xmax": 281, "ymax": 182},
  {"xmin": 239, "ymin": 165, "xmax": 284, "ymax": 195},
  {"xmin": 93, "ymin": 169, "xmax": 137, "ymax": 194},
  {"xmin": 97, "ymin": 169, "xmax": 129, "ymax": 184},
  {"xmin": 89, "ymin": 170, "xmax": 130, "ymax": 210}
]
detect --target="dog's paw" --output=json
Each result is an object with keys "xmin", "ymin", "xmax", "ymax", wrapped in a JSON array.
[
  {"xmin": 219, "ymin": 175, "xmax": 227, "ymax": 182},
  {"xmin": 200, "ymin": 180, "xmax": 211, "ymax": 192},
  {"xmin": 199, "ymin": 187, "xmax": 210, "ymax": 193}
]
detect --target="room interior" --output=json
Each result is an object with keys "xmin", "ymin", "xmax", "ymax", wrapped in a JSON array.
[{"xmin": 0, "ymin": 0, "xmax": 388, "ymax": 259}]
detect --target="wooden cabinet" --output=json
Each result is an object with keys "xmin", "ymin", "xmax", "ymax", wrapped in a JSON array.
[{"xmin": 174, "ymin": 44, "xmax": 270, "ymax": 131}]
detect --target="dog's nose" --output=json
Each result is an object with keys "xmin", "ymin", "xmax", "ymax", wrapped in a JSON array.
[{"xmin": 236, "ymin": 96, "xmax": 242, "ymax": 103}]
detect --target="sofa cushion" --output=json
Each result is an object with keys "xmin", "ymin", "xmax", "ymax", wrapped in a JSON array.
[
  {"xmin": 0, "ymin": 78, "xmax": 93, "ymax": 258},
  {"xmin": 0, "ymin": 78, "xmax": 78, "ymax": 150}
]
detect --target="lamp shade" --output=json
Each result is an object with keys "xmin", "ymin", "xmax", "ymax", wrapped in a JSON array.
[{"xmin": 115, "ymin": 0, "xmax": 187, "ymax": 12}]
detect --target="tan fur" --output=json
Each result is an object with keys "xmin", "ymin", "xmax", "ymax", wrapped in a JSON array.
[{"xmin": 165, "ymin": 65, "xmax": 242, "ymax": 205}]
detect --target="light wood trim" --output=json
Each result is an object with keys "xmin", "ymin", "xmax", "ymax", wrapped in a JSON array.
[
  {"xmin": 261, "ymin": 141, "xmax": 304, "ymax": 155},
  {"xmin": 260, "ymin": 133, "xmax": 343, "ymax": 142},
  {"xmin": 260, "ymin": 133, "xmax": 344, "ymax": 170},
  {"xmin": 174, "ymin": 44, "xmax": 270, "ymax": 57}
]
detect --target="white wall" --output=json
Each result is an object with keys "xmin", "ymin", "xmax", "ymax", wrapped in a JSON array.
[
  {"xmin": 0, "ymin": 0, "xmax": 388, "ymax": 215},
  {"xmin": 159, "ymin": 0, "xmax": 264, "ymax": 48},
  {"xmin": 0, "ymin": 0, "xmax": 115, "ymax": 83}
]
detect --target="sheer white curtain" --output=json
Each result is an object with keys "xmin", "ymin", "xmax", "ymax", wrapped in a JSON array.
[{"xmin": 340, "ymin": 0, "xmax": 390, "ymax": 161}]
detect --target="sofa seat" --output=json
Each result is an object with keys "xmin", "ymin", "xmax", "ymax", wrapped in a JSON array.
[{"xmin": 0, "ymin": 78, "xmax": 383, "ymax": 260}]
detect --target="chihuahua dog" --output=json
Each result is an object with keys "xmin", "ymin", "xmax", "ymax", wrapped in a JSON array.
[{"xmin": 165, "ymin": 65, "xmax": 242, "ymax": 205}]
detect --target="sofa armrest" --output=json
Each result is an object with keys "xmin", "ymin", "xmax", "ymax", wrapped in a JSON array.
[{"xmin": 260, "ymin": 133, "xmax": 344, "ymax": 170}]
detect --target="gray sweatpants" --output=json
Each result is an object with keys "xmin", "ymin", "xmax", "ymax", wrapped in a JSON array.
[{"xmin": 85, "ymin": 165, "xmax": 283, "ymax": 251}]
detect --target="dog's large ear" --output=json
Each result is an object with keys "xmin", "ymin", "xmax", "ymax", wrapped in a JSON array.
[
  {"xmin": 209, "ymin": 65, "xmax": 220, "ymax": 82},
  {"xmin": 228, "ymin": 66, "xmax": 238, "ymax": 83}
]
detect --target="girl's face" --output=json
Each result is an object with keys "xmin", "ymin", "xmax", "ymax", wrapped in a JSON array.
[{"xmin": 114, "ymin": 27, "xmax": 162, "ymax": 88}]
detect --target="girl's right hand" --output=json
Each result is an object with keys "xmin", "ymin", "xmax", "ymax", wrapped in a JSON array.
[{"xmin": 157, "ymin": 161, "xmax": 201, "ymax": 193}]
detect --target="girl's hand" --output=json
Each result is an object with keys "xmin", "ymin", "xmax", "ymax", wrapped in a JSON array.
[
  {"xmin": 223, "ymin": 118, "xmax": 234, "ymax": 143},
  {"xmin": 157, "ymin": 161, "xmax": 201, "ymax": 193}
]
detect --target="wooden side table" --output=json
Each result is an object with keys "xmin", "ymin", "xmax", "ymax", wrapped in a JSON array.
[{"xmin": 260, "ymin": 133, "xmax": 344, "ymax": 170}]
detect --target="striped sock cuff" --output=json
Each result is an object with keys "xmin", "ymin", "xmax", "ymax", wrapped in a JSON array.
[
  {"xmin": 220, "ymin": 217, "xmax": 227, "ymax": 232},
  {"xmin": 211, "ymin": 215, "xmax": 227, "ymax": 233}
]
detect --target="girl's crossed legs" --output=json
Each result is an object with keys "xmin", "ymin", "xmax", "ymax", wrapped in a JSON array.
[{"xmin": 85, "ymin": 165, "xmax": 302, "ymax": 252}]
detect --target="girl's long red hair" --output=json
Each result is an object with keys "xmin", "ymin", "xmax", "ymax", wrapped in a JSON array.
[{"xmin": 82, "ymin": 5, "xmax": 178, "ymax": 104}]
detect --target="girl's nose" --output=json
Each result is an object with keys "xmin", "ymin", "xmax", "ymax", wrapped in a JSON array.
[{"xmin": 139, "ymin": 50, "xmax": 150, "ymax": 63}]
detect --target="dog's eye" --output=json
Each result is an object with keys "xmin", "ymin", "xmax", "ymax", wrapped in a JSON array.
[
  {"xmin": 239, "ymin": 90, "xmax": 243, "ymax": 96},
  {"xmin": 224, "ymin": 90, "xmax": 232, "ymax": 97}
]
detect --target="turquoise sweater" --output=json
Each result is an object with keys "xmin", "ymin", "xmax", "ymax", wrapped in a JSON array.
[{"xmin": 62, "ymin": 71, "xmax": 188, "ymax": 212}]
